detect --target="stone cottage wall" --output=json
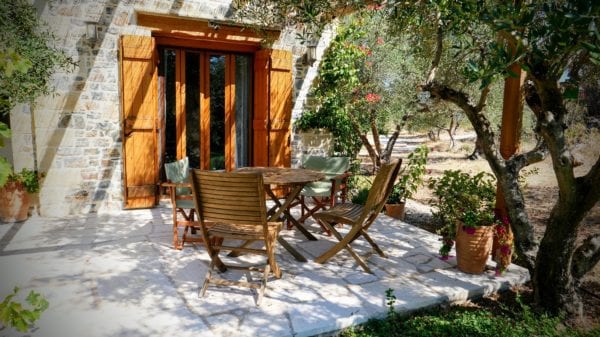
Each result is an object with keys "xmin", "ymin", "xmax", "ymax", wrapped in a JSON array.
[{"xmin": 8, "ymin": 0, "xmax": 332, "ymax": 217}]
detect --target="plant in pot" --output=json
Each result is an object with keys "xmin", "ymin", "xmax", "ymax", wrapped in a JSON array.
[
  {"xmin": 429, "ymin": 170, "xmax": 497, "ymax": 274},
  {"xmin": 385, "ymin": 145, "xmax": 429, "ymax": 220},
  {"xmin": 0, "ymin": 168, "xmax": 41, "ymax": 223}
]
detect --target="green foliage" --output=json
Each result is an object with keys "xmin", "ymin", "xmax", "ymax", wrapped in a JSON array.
[
  {"xmin": 387, "ymin": 145, "xmax": 429, "ymax": 204},
  {"xmin": 429, "ymin": 170, "xmax": 497, "ymax": 229},
  {"xmin": 0, "ymin": 0, "xmax": 73, "ymax": 189},
  {"xmin": 0, "ymin": 287, "xmax": 48, "ymax": 333},
  {"xmin": 6, "ymin": 168, "xmax": 41, "ymax": 193},
  {"xmin": 342, "ymin": 291, "xmax": 591, "ymax": 337},
  {"xmin": 295, "ymin": 21, "xmax": 367, "ymax": 157},
  {"xmin": 0, "ymin": 0, "xmax": 74, "ymax": 115},
  {"xmin": 0, "ymin": 121, "xmax": 11, "ymax": 186},
  {"xmin": 429, "ymin": 170, "xmax": 496, "ymax": 257}
]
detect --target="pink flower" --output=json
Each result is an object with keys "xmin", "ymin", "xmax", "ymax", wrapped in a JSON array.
[
  {"xmin": 377, "ymin": 37, "xmax": 384, "ymax": 45},
  {"xmin": 365, "ymin": 93, "xmax": 382, "ymax": 103},
  {"xmin": 500, "ymin": 245, "xmax": 511, "ymax": 256},
  {"xmin": 365, "ymin": 61, "xmax": 373, "ymax": 67},
  {"xmin": 463, "ymin": 226, "xmax": 476, "ymax": 235},
  {"xmin": 496, "ymin": 225, "xmax": 506, "ymax": 235}
]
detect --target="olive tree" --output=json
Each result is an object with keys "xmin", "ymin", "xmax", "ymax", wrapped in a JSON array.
[{"xmin": 233, "ymin": 0, "xmax": 600, "ymax": 318}]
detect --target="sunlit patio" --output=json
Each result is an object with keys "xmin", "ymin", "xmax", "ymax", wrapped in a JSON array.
[{"xmin": 0, "ymin": 203, "xmax": 529, "ymax": 337}]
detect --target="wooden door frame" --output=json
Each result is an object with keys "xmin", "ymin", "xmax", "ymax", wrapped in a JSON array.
[{"xmin": 167, "ymin": 50, "xmax": 242, "ymax": 171}]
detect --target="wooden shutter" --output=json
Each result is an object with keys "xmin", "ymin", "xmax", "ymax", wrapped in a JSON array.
[
  {"xmin": 253, "ymin": 49, "xmax": 293, "ymax": 168},
  {"xmin": 120, "ymin": 35, "xmax": 159, "ymax": 209}
]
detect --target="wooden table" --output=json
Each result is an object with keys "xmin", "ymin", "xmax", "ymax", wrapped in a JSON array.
[{"xmin": 235, "ymin": 167, "xmax": 325, "ymax": 262}]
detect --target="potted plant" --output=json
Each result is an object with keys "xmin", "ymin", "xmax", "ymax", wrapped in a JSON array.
[
  {"xmin": 0, "ymin": 168, "xmax": 41, "ymax": 223},
  {"xmin": 385, "ymin": 145, "xmax": 429, "ymax": 219},
  {"xmin": 429, "ymin": 170, "xmax": 497, "ymax": 274}
]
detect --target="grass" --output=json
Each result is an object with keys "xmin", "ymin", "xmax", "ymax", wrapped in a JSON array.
[{"xmin": 339, "ymin": 289, "xmax": 600, "ymax": 337}]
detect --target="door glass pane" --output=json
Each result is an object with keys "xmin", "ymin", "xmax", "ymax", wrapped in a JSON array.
[
  {"xmin": 185, "ymin": 52, "xmax": 201, "ymax": 168},
  {"xmin": 209, "ymin": 55, "xmax": 225, "ymax": 170},
  {"xmin": 163, "ymin": 49, "xmax": 177, "ymax": 163},
  {"xmin": 235, "ymin": 55, "xmax": 252, "ymax": 167}
]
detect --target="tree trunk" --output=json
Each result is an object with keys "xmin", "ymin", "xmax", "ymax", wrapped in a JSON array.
[
  {"xmin": 534, "ymin": 203, "xmax": 582, "ymax": 317},
  {"xmin": 468, "ymin": 137, "xmax": 484, "ymax": 160}
]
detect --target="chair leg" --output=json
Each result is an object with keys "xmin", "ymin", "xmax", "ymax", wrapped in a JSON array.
[
  {"xmin": 173, "ymin": 207, "xmax": 182, "ymax": 250},
  {"xmin": 322, "ymin": 221, "xmax": 373, "ymax": 274},
  {"xmin": 266, "ymin": 233, "xmax": 281, "ymax": 279},
  {"xmin": 200, "ymin": 259, "xmax": 215, "ymax": 297},
  {"xmin": 256, "ymin": 263, "xmax": 270, "ymax": 306},
  {"xmin": 190, "ymin": 209, "xmax": 198, "ymax": 234},
  {"xmin": 361, "ymin": 230, "xmax": 386, "ymax": 258}
]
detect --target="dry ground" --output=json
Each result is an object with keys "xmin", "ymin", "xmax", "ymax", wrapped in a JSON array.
[{"xmin": 363, "ymin": 129, "xmax": 600, "ymax": 329}]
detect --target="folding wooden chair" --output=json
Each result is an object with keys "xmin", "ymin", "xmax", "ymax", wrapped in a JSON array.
[
  {"xmin": 190, "ymin": 170, "xmax": 283, "ymax": 306},
  {"xmin": 312, "ymin": 159, "xmax": 402, "ymax": 274},
  {"xmin": 161, "ymin": 157, "xmax": 202, "ymax": 249},
  {"xmin": 288, "ymin": 156, "xmax": 350, "ymax": 233}
]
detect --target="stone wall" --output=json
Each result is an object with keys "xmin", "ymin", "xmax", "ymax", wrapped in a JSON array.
[{"xmin": 7, "ymin": 0, "xmax": 331, "ymax": 216}]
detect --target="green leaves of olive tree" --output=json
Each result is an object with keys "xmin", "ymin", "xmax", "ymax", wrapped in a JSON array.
[{"xmin": 0, "ymin": 0, "xmax": 74, "ymax": 115}]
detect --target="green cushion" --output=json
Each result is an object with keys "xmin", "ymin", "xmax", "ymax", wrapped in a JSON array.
[
  {"xmin": 300, "ymin": 156, "xmax": 350, "ymax": 197},
  {"xmin": 174, "ymin": 199, "xmax": 195, "ymax": 209},
  {"xmin": 302, "ymin": 156, "xmax": 350, "ymax": 176},
  {"xmin": 165, "ymin": 157, "xmax": 191, "ymax": 196},
  {"xmin": 302, "ymin": 181, "xmax": 336, "ymax": 197}
]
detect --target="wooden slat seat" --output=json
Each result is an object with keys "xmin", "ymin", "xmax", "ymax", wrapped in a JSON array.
[
  {"xmin": 208, "ymin": 222, "xmax": 282, "ymax": 240},
  {"xmin": 312, "ymin": 159, "xmax": 402, "ymax": 274},
  {"xmin": 190, "ymin": 170, "xmax": 283, "ymax": 306}
]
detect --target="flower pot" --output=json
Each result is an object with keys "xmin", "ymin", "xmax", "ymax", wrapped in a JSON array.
[
  {"xmin": 0, "ymin": 181, "xmax": 31, "ymax": 223},
  {"xmin": 455, "ymin": 221, "xmax": 493, "ymax": 274},
  {"xmin": 385, "ymin": 202, "xmax": 405, "ymax": 220}
]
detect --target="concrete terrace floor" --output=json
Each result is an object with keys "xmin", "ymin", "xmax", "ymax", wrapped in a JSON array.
[{"xmin": 0, "ymin": 203, "xmax": 529, "ymax": 337}]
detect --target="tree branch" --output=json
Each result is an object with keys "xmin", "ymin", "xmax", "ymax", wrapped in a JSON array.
[
  {"xmin": 424, "ymin": 81, "xmax": 538, "ymax": 271},
  {"xmin": 573, "ymin": 153, "xmax": 600, "ymax": 221},
  {"xmin": 426, "ymin": 18, "xmax": 443, "ymax": 84},
  {"xmin": 383, "ymin": 124, "xmax": 401, "ymax": 162},
  {"xmin": 476, "ymin": 84, "xmax": 491, "ymax": 112},
  {"xmin": 572, "ymin": 234, "xmax": 600, "ymax": 280},
  {"xmin": 512, "ymin": 137, "xmax": 548, "ymax": 171}
]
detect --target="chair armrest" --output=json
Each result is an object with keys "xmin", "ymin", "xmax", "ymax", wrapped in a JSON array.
[
  {"xmin": 329, "ymin": 171, "xmax": 352, "ymax": 181},
  {"xmin": 160, "ymin": 181, "xmax": 191, "ymax": 188}
]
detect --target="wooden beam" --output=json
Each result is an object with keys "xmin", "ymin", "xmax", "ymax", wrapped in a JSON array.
[{"xmin": 137, "ymin": 12, "xmax": 278, "ymax": 46}]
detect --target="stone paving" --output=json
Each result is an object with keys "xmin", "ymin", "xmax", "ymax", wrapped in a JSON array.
[{"xmin": 0, "ymin": 204, "xmax": 529, "ymax": 337}]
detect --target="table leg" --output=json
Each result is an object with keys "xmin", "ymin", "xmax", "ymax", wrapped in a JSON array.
[
  {"xmin": 266, "ymin": 186, "xmax": 317, "ymax": 241},
  {"xmin": 277, "ymin": 237, "xmax": 307, "ymax": 262}
]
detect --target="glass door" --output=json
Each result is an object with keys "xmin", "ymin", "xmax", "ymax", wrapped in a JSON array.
[{"xmin": 160, "ymin": 48, "xmax": 252, "ymax": 171}]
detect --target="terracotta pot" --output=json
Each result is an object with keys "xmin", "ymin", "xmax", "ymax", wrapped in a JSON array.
[
  {"xmin": 455, "ymin": 221, "xmax": 493, "ymax": 274},
  {"xmin": 385, "ymin": 202, "xmax": 405, "ymax": 220},
  {"xmin": 0, "ymin": 181, "xmax": 30, "ymax": 223}
]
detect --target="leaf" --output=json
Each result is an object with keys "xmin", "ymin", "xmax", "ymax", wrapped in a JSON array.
[
  {"xmin": 0, "ymin": 157, "xmax": 11, "ymax": 187},
  {"xmin": 563, "ymin": 87, "xmax": 579, "ymax": 100},
  {"xmin": 506, "ymin": 69, "xmax": 519, "ymax": 78}
]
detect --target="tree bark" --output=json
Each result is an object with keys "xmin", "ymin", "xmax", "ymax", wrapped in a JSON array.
[
  {"xmin": 348, "ymin": 112, "xmax": 380, "ymax": 173},
  {"xmin": 526, "ymin": 66, "xmax": 600, "ymax": 316},
  {"xmin": 382, "ymin": 124, "xmax": 401, "ymax": 163}
]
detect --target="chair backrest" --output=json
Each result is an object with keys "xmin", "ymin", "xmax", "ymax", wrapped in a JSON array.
[
  {"xmin": 302, "ymin": 156, "xmax": 350, "ymax": 178},
  {"xmin": 190, "ymin": 170, "xmax": 267, "ymax": 227},
  {"xmin": 357, "ymin": 159, "xmax": 402, "ymax": 228},
  {"xmin": 165, "ymin": 157, "xmax": 191, "ymax": 195}
]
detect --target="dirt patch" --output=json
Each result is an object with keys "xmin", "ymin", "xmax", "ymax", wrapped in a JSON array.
[{"xmin": 362, "ymin": 130, "xmax": 600, "ymax": 329}]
